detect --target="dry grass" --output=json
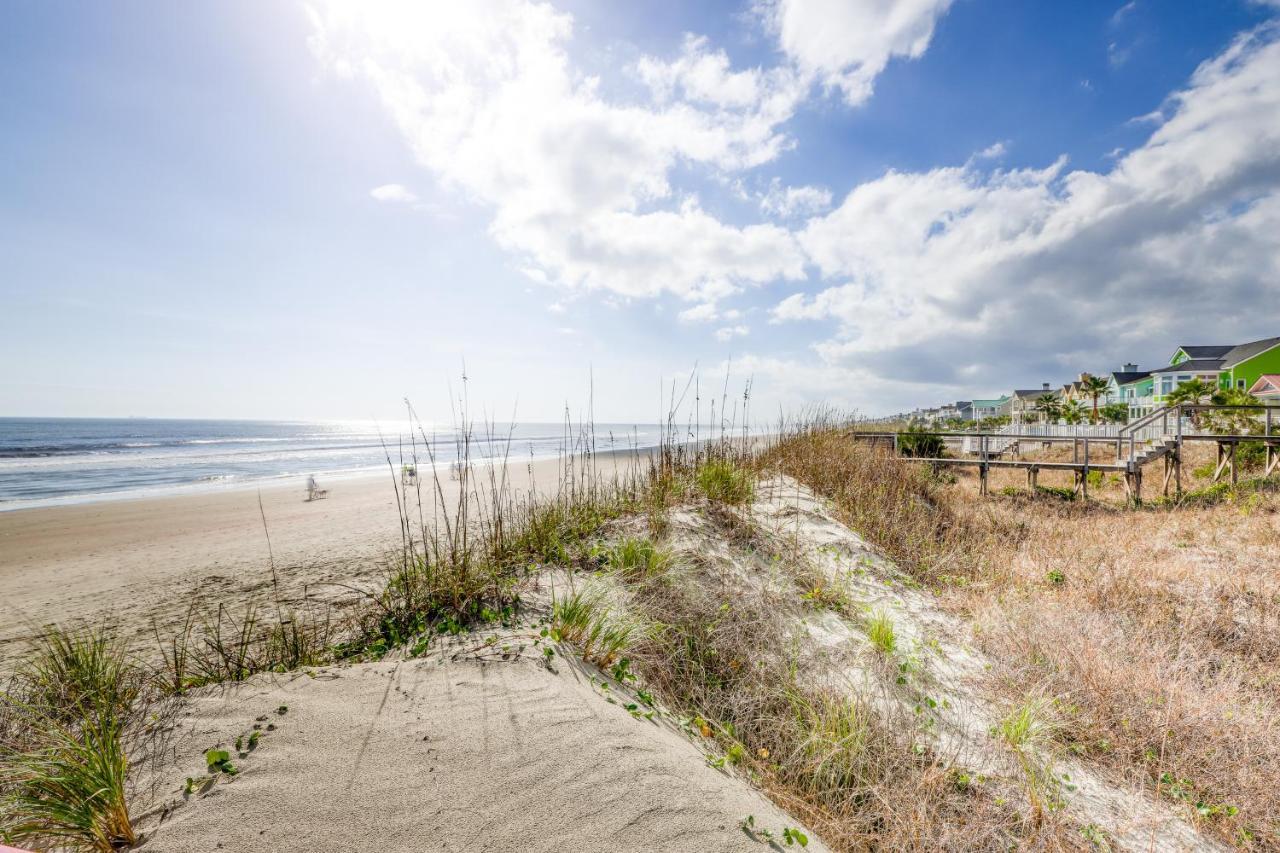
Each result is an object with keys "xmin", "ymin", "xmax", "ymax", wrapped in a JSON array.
[
  {"xmin": 4, "ymin": 405, "xmax": 1276, "ymax": 851},
  {"xmin": 763, "ymin": 425, "xmax": 1280, "ymax": 848},
  {"xmin": 613, "ymin": 533, "xmax": 1031, "ymax": 851}
]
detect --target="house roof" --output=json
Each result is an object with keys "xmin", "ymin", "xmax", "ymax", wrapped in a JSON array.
[
  {"xmin": 1177, "ymin": 345, "xmax": 1234, "ymax": 359},
  {"xmin": 1165, "ymin": 337, "xmax": 1280, "ymax": 372},
  {"xmin": 1224, "ymin": 336, "xmax": 1280, "ymax": 367},
  {"xmin": 1150, "ymin": 358, "xmax": 1229, "ymax": 374},
  {"xmin": 1012, "ymin": 389, "xmax": 1050, "ymax": 399},
  {"xmin": 1111, "ymin": 371, "xmax": 1151, "ymax": 385},
  {"xmin": 1248, "ymin": 374, "xmax": 1280, "ymax": 397},
  {"xmin": 971, "ymin": 397, "xmax": 1008, "ymax": 407}
]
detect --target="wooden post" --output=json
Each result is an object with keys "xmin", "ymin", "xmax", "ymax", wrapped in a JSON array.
[
  {"xmin": 1082, "ymin": 440, "xmax": 1090, "ymax": 500},
  {"xmin": 1230, "ymin": 442, "xmax": 1238, "ymax": 486},
  {"xmin": 980, "ymin": 435, "xmax": 989, "ymax": 496}
]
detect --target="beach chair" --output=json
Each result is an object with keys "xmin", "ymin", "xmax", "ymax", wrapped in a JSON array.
[{"xmin": 305, "ymin": 476, "xmax": 328, "ymax": 502}]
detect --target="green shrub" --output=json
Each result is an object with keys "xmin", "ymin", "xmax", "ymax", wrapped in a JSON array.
[
  {"xmin": 604, "ymin": 537, "xmax": 671, "ymax": 579},
  {"xmin": 865, "ymin": 609, "xmax": 897, "ymax": 656},
  {"xmin": 1, "ymin": 706, "xmax": 135, "ymax": 852},
  {"xmin": 897, "ymin": 426, "xmax": 944, "ymax": 459},
  {"xmin": 696, "ymin": 459, "xmax": 755, "ymax": 505}
]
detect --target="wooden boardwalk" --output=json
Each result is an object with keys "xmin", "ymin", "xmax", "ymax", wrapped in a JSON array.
[{"xmin": 856, "ymin": 404, "xmax": 1279, "ymax": 502}]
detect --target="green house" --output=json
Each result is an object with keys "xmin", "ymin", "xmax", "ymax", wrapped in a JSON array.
[
  {"xmin": 1104, "ymin": 363, "xmax": 1156, "ymax": 418},
  {"xmin": 971, "ymin": 395, "xmax": 1010, "ymax": 420},
  {"xmin": 1152, "ymin": 337, "xmax": 1280, "ymax": 403}
]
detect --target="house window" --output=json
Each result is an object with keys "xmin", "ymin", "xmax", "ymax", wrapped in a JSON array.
[
  {"xmin": 1160, "ymin": 377, "xmax": 1173, "ymax": 395},
  {"xmin": 1238, "ymin": 379, "xmax": 1246, "ymax": 390}
]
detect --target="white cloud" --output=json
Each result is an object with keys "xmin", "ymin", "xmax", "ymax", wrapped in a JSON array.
[
  {"xmin": 679, "ymin": 303, "xmax": 742, "ymax": 324},
  {"xmin": 975, "ymin": 141, "xmax": 1006, "ymax": 160},
  {"xmin": 637, "ymin": 34, "xmax": 801, "ymax": 110},
  {"xmin": 714, "ymin": 324, "xmax": 750, "ymax": 342},
  {"xmin": 310, "ymin": 1, "xmax": 807, "ymax": 305},
  {"xmin": 721, "ymin": 354, "xmax": 932, "ymax": 414},
  {"xmin": 369, "ymin": 183, "xmax": 418, "ymax": 203},
  {"xmin": 759, "ymin": 178, "xmax": 833, "ymax": 218},
  {"xmin": 762, "ymin": 0, "xmax": 955, "ymax": 105},
  {"xmin": 777, "ymin": 24, "xmax": 1280, "ymax": 388}
]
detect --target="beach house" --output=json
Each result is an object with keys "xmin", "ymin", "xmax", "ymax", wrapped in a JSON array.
[
  {"xmin": 1150, "ymin": 337, "xmax": 1280, "ymax": 404},
  {"xmin": 1104, "ymin": 364, "xmax": 1155, "ymax": 419},
  {"xmin": 1248, "ymin": 375, "xmax": 1280, "ymax": 401},
  {"xmin": 971, "ymin": 396, "xmax": 1010, "ymax": 421},
  {"xmin": 1010, "ymin": 385, "xmax": 1054, "ymax": 423}
]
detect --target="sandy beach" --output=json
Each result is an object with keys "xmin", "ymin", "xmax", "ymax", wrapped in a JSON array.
[{"xmin": 0, "ymin": 454, "xmax": 640, "ymax": 663}]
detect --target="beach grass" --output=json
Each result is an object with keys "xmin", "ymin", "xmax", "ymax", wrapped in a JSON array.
[
  {"xmin": 1, "ymin": 628, "xmax": 140, "ymax": 852},
  {"xmin": 3, "ymin": 399, "xmax": 1279, "ymax": 850}
]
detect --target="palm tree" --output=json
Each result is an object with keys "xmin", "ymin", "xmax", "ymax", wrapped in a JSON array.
[
  {"xmin": 1080, "ymin": 375, "xmax": 1111, "ymax": 424},
  {"xmin": 1166, "ymin": 377, "xmax": 1214, "ymax": 406},
  {"xmin": 1061, "ymin": 400, "xmax": 1086, "ymax": 425},
  {"xmin": 1206, "ymin": 387, "xmax": 1260, "ymax": 434},
  {"xmin": 1165, "ymin": 378, "xmax": 1215, "ymax": 429},
  {"xmin": 1035, "ymin": 393, "xmax": 1061, "ymax": 424}
]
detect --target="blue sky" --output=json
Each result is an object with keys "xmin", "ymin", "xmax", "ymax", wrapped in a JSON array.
[{"xmin": 3, "ymin": 0, "xmax": 1279, "ymax": 421}]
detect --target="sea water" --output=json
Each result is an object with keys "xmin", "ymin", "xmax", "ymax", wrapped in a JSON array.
[{"xmin": 0, "ymin": 418, "xmax": 669, "ymax": 510}]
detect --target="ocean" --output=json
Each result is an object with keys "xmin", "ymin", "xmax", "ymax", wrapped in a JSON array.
[{"xmin": 0, "ymin": 418, "xmax": 669, "ymax": 511}]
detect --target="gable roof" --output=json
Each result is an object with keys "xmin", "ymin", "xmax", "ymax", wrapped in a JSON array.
[
  {"xmin": 1111, "ymin": 371, "xmax": 1151, "ymax": 385},
  {"xmin": 1167, "ymin": 337, "xmax": 1280, "ymax": 372},
  {"xmin": 1150, "ymin": 358, "xmax": 1228, "ymax": 373},
  {"xmin": 1248, "ymin": 374, "xmax": 1280, "ymax": 397},
  {"xmin": 1177, "ymin": 345, "xmax": 1234, "ymax": 360},
  {"xmin": 1224, "ymin": 336, "xmax": 1280, "ymax": 367},
  {"xmin": 1012, "ymin": 389, "xmax": 1050, "ymax": 399}
]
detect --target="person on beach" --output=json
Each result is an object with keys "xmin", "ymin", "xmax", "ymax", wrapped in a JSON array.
[{"xmin": 306, "ymin": 474, "xmax": 320, "ymax": 501}]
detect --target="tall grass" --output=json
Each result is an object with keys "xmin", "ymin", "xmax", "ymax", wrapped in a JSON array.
[
  {"xmin": 1, "ymin": 628, "xmax": 141, "ymax": 852},
  {"xmin": 1, "ymin": 710, "xmax": 135, "ymax": 852},
  {"xmin": 7, "ymin": 396, "xmax": 1274, "ymax": 850}
]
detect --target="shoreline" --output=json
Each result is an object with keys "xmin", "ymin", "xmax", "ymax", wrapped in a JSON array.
[
  {"xmin": 0, "ymin": 450, "xmax": 652, "ymax": 661},
  {"xmin": 0, "ymin": 437, "xmax": 681, "ymax": 514}
]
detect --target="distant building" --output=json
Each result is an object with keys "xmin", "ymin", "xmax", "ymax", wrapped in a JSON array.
[
  {"xmin": 1009, "ymin": 384, "xmax": 1053, "ymax": 423},
  {"xmin": 971, "ymin": 396, "xmax": 1010, "ymax": 420},
  {"xmin": 1105, "ymin": 363, "xmax": 1155, "ymax": 419},
  {"xmin": 1150, "ymin": 338, "xmax": 1280, "ymax": 404},
  {"xmin": 1248, "ymin": 375, "xmax": 1280, "ymax": 401}
]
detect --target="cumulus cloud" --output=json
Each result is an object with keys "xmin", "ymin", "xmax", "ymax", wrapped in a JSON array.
[
  {"xmin": 310, "ymin": 0, "xmax": 808, "ymax": 306},
  {"xmin": 714, "ymin": 324, "xmax": 750, "ymax": 342},
  {"xmin": 761, "ymin": 0, "xmax": 956, "ymax": 105},
  {"xmin": 759, "ymin": 178, "xmax": 833, "ymax": 218},
  {"xmin": 777, "ymin": 23, "xmax": 1280, "ymax": 389},
  {"xmin": 679, "ymin": 303, "xmax": 742, "ymax": 324},
  {"xmin": 370, "ymin": 183, "xmax": 418, "ymax": 203}
]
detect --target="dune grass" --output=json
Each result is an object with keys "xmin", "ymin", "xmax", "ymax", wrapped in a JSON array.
[
  {"xmin": 1, "ymin": 628, "xmax": 140, "ymax": 852},
  {"xmin": 762, "ymin": 419, "xmax": 1280, "ymax": 847},
  {"xmin": 4, "ymin": 404, "xmax": 1277, "ymax": 851},
  {"xmin": 864, "ymin": 609, "xmax": 897, "ymax": 656},
  {"xmin": 696, "ymin": 457, "xmax": 755, "ymax": 505}
]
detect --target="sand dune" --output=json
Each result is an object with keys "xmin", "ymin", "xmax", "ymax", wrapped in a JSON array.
[{"xmin": 138, "ymin": 656, "xmax": 825, "ymax": 853}]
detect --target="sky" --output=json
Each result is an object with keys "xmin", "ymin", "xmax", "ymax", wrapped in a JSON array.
[{"xmin": 3, "ymin": 0, "xmax": 1280, "ymax": 422}]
